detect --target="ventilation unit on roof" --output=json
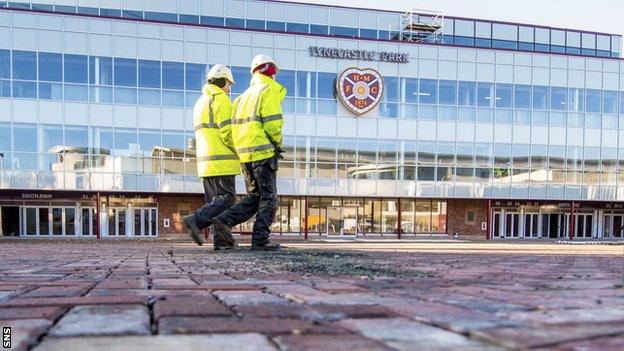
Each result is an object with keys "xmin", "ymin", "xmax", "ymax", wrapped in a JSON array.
[{"xmin": 392, "ymin": 7, "xmax": 444, "ymax": 43}]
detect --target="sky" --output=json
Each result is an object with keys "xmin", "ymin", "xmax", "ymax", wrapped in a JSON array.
[{"xmin": 281, "ymin": 0, "xmax": 624, "ymax": 36}]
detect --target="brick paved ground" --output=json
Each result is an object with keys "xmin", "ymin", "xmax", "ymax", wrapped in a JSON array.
[{"xmin": 0, "ymin": 239, "xmax": 622, "ymax": 350}]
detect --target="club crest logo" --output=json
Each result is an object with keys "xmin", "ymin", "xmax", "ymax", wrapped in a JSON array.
[{"xmin": 336, "ymin": 67, "xmax": 384, "ymax": 116}]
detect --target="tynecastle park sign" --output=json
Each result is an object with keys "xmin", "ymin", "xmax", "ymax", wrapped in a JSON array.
[{"xmin": 309, "ymin": 46, "xmax": 410, "ymax": 63}]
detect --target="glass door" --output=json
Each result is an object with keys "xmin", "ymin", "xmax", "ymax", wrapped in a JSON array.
[
  {"xmin": 523, "ymin": 212, "xmax": 540, "ymax": 238},
  {"xmin": 613, "ymin": 214, "xmax": 623, "ymax": 238},
  {"xmin": 492, "ymin": 210, "xmax": 502, "ymax": 238},
  {"xmin": 81, "ymin": 207, "xmax": 95, "ymax": 236},
  {"xmin": 133, "ymin": 208, "xmax": 158, "ymax": 236},
  {"xmin": 342, "ymin": 207, "xmax": 358, "ymax": 236},
  {"xmin": 326, "ymin": 206, "xmax": 341, "ymax": 236},
  {"xmin": 25, "ymin": 207, "xmax": 37, "ymax": 235},
  {"xmin": 504, "ymin": 211, "xmax": 520, "ymax": 238},
  {"xmin": 108, "ymin": 207, "xmax": 127, "ymax": 236}
]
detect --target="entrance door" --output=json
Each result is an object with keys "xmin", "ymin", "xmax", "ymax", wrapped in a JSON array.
[
  {"xmin": 134, "ymin": 208, "xmax": 158, "ymax": 236},
  {"xmin": 1, "ymin": 206, "xmax": 20, "ymax": 236},
  {"xmin": 81, "ymin": 208, "xmax": 95, "ymax": 236},
  {"xmin": 575, "ymin": 214, "xmax": 593, "ymax": 238},
  {"xmin": 504, "ymin": 211, "xmax": 520, "ymax": 238},
  {"xmin": 523, "ymin": 213, "xmax": 540, "ymax": 238},
  {"xmin": 326, "ymin": 206, "xmax": 341, "ymax": 236},
  {"xmin": 607, "ymin": 214, "xmax": 624, "ymax": 238},
  {"xmin": 108, "ymin": 207, "xmax": 127, "ymax": 236},
  {"xmin": 492, "ymin": 210, "xmax": 502, "ymax": 238},
  {"xmin": 342, "ymin": 207, "xmax": 358, "ymax": 236}
]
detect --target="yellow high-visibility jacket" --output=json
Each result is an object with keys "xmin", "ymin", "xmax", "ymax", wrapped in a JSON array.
[
  {"xmin": 231, "ymin": 73, "xmax": 286, "ymax": 163},
  {"xmin": 193, "ymin": 84, "xmax": 240, "ymax": 177}
]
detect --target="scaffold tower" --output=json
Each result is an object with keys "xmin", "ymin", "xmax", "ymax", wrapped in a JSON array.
[{"xmin": 394, "ymin": 7, "xmax": 444, "ymax": 43}]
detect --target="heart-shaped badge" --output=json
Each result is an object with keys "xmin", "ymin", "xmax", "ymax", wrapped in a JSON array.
[{"xmin": 336, "ymin": 67, "xmax": 384, "ymax": 116}]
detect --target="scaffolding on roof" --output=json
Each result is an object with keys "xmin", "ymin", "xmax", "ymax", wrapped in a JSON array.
[{"xmin": 393, "ymin": 7, "xmax": 444, "ymax": 43}]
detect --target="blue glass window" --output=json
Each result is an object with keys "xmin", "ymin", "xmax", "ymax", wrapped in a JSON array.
[
  {"xmin": 89, "ymin": 56, "xmax": 112, "ymax": 85},
  {"xmin": 550, "ymin": 45, "xmax": 566, "ymax": 54},
  {"xmin": 317, "ymin": 73, "xmax": 336, "ymax": 99},
  {"xmin": 201, "ymin": 16, "xmax": 224, "ymax": 26},
  {"xmin": 603, "ymin": 90, "xmax": 618, "ymax": 114},
  {"xmin": 297, "ymin": 71, "xmax": 316, "ymax": 98},
  {"xmin": 330, "ymin": 26, "xmax": 358, "ymax": 37},
  {"xmin": 311, "ymin": 25, "xmax": 328, "ymax": 35},
  {"xmin": 185, "ymin": 63, "xmax": 206, "ymax": 91},
  {"xmin": 278, "ymin": 70, "xmax": 295, "ymax": 97},
  {"xmin": 145, "ymin": 12, "xmax": 177, "ymax": 22},
  {"xmin": 13, "ymin": 124, "xmax": 37, "ymax": 152},
  {"xmin": 475, "ymin": 38, "xmax": 491, "ymax": 48},
  {"xmin": 378, "ymin": 30, "xmax": 390, "ymax": 40},
  {"xmin": 585, "ymin": 89, "xmax": 602, "ymax": 113},
  {"xmin": 568, "ymin": 88, "xmax": 584, "ymax": 112},
  {"xmin": 162, "ymin": 90, "xmax": 185, "ymax": 107},
  {"xmin": 403, "ymin": 78, "xmax": 418, "ymax": 103},
  {"xmin": 64, "ymin": 84, "xmax": 88, "ymax": 102},
  {"xmin": 267, "ymin": 21, "xmax": 285, "ymax": 31},
  {"xmin": 138, "ymin": 89, "xmax": 160, "ymax": 106},
  {"xmin": 12, "ymin": 81, "xmax": 36, "ymax": 98},
  {"xmin": 384, "ymin": 77, "xmax": 399, "ymax": 103},
  {"xmin": 438, "ymin": 80, "xmax": 457, "ymax": 105},
  {"xmin": 495, "ymin": 84, "xmax": 512, "ymax": 108},
  {"xmin": 55, "ymin": 5, "xmax": 75, "ymax": 13},
  {"xmin": 477, "ymin": 82, "xmax": 494, "ymax": 107},
  {"xmin": 231, "ymin": 66, "xmax": 250, "ymax": 94},
  {"xmin": 65, "ymin": 126, "xmax": 88, "ymax": 148},
  {"xmin": 12, "ymin": 51, "xmax": 36, "ymax": 80},
  {"xmin": 226, "ymin": 18, "xmax": 245, "ymax": 28},
  {"xmin": 620, "ymin": 92, "xmax": 624, "ymax": 114},
  {"xmin": 138, "ymin": 60, "xmax": 161, "ymax": 88},
  {"xmin": 360, "ymin": 28, "xmax": 377, "ymax": 39},
  {"xmin": 8, "ymin": 2, "xmax": 29, "ymax": 9},
  {"xmin": 458, "ymin": 81, "xmax": 476, "ymax": 106},
  {"xmin": 492, "ymin": 40, "xmax": 517, "ymax": 50},
  {"xmin": 550, "ymin": 87, "xmax": 567, "ymax": 110},
  {"xmin": 38, "ymin": 82, "xmax": 62, "ymax": 100},
  {"xmin": 566, "ymin": 47, "xmax": 581, "ymax": 55},
  {"xmin": 0, "ymin": 122, "xmax": 10, "ymax": 151},
  {"xmin": 179, "ymin": 14, "xmax": 199, "ymax": 24},
  {"xmin": 0, "ymin": 80, "xmax": 10, "ymax": 97},
  {"xmin": 89, "ymin": 86, "xmax": 112, "ymax": 103},
  {"xmin": 514, "ymin": 85, "xmax": 531, "ymax": 108},
  {"xmin": 38, "ymin": 52, "xmax": 62, "ymax": 82},
  {"xmin": 114, "ymin": 87, "xmax": 137, "ymax": 104},
  {"xmin": 287, "ymin": 22, "xmax": 309, "ymax": 33},
  {"xmin": 247, "ymin": 19, "xmax": 265, "ymax": 30},
  {"xmin": 77, "ymin": 7, "xmax": 99, "ymax": 15},
  {"xmin": 100, "ymin": 8, "xmax": 121, "ymax": 17},
  {"xmin": 0, "ymin": 49, "xmax": 9, "ymax": 78},
  {"xmin": 418, "ymin": 79, "xmax": 437, "ymax": 104},
  {"xmin": 518, "ymin": 43, "xmax": 534, "ymax": 51},
  {"xmin": 454, "ymin": 36, "xmax": 475, "ymax": 46},
  {"xmin": 532, "ymin": 86, "xmax": 549, "ymax": 110},
  {"xmin": 64, "ymin": 54, "xmax": 88, "ymax": 83},
  {"xmin": 32, "ymin": 4, "xmax": 53, "ymax": 11},
  {"xmin": 162, "ymin": 62, "xmax": 184, "ymax": 90},
  {"xmin": 114, "ymin": 58, "xmax": 136, "ymax": 87},
  {"xmin": 122, "ymin": 10, "xmax": 143, "ymax": 19},
  {"xmin": 535, "ymin": 44, "xmax": 549, "ymax": 53}
]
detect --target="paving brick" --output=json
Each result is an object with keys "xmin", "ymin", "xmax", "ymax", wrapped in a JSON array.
[
  {"xmin": 339, "ymin": 318, "xmax": 503, "ymax": 350},
  {"xmin": 87, "ymin": 288, "xmax": 212, "ymax": 297},
  {"xmin": 21, "ymin": 285, "xmax": 91, "ymax": 298},
  {"xmin": 49, "ymin": 304, "xmax": 150, "ymax": 336},
  {"xmin": 0, "ymin": 307, "xmax": 65, "ymax": 320},
  {"xmin": 32, "ymin": 333, "xmax": 278, "ymax": 351},
  {"xmin": 97, "ymin": 278, "xmax": 148, "ymax": 289},
  {"xmin": 159, "ymin": 316, "xmax": 349, "ymax": 335},
  {"xmin": 154, "ymin": 296, "xmax": 233, "ymax": 319},
  {"xmin": 0, "ymin": 319, "xmax": 51, "ymax": 351},
  {"xmin": 214, "ymin": 290, "xmax": 289, "ymax": 306},
  {"xmin": 533, "ymin": 334, "xmax": 624, "ymax": 351},
  {"xmin": 274, "ymin": 334, "xmax": 394, "ymax": 351},
  {"xmin": 0, "ymin": 295, "xmax": 148, "ymax": 308}
]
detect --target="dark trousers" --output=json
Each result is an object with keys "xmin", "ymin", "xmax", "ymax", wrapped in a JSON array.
[
  {"xmin": 194, "ymin": 175, "xmax": 237, "ymax": 245},
  {"xmin": 215, "ymin": 156, "xmax": 278, "ymax": 246}
]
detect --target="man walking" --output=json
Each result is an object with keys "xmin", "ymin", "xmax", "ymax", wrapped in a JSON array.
[
  {"xmin": 183, "ymin": 64, "xmax": 239, "ymax": 250},
  {"xmin": 211, "ymin": 54, "xmax": 286, "ymax": 251}
]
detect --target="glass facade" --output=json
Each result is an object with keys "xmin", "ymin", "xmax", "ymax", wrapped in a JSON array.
[
  {"xmin": 0, "ymin": 3, "xmax": 623, "ymax": 239},
  {"xmin": 1, "ymin": 1, "xmax": 620, "ymax": 58}
]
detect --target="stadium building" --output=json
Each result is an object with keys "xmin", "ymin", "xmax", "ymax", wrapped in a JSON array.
[{"xmin": 0, "ymin": 0, "xmax": 623, "ymax": 240}]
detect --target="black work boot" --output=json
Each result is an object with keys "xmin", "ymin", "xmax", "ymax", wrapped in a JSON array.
[
  {"xmin": 211, "ymin": 218, "xmax": 235, "ymax": 247},
  {"xmin": 214, "ymin": 242, "xmax": 240, "ymax": 251},
  {"xmin": 183, "ymin": 215, "xmax": 203, "ymax": 246},
  {"xmin": 251, "ymin": 243, "xmax": 282, "ymax": 251}
]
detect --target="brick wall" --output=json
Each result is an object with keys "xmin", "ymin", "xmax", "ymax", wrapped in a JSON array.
[
  {"xmin": 446, "ymin": 199, "xmax": 488, "ymax": 239},
  {"xmin": 156, "ymin": 195, "xmax": 203, "ymax": 238}
]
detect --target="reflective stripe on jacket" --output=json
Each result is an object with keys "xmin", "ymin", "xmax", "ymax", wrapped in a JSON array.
[
  {"xmin": 193, "ymin": 84, "xmax": 240, "ymax": 177},
  {"xmin": 231, "ymin": 73, "xmax": 286, "ymax": 163}
]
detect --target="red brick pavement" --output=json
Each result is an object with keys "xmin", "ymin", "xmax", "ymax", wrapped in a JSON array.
[{"xmin": 0, "ymin": 240, "xmax": 621, "ymax": 350}]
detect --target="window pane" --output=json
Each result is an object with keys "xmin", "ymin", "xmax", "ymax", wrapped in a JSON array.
[
  {"xmin": 231, "ymin": 66, "xmax": 250, "ymax": 94},
  {"xmin": 457, "ymin": 81, "xmax": 476, "ymax": 106},
  {"xmin": 402, "ymin": 78, "xmax": 418, "ymax": 103},
  {"xmin": 13, "ymin": 50, "xmax": 36, "ymax": 80},
  {"xmin": 550, "ymin": 87, "xmax": 567, "ymax": 110},
  {"xmin": 64, "ymin": 84, "xmax": 88, "ymax": 101},
  {"xmin": 604, "ymin": 90, "xmax": 618, "ymax": 114},
  {"xmin": 278, "ymin": 70, "xmax": 295, "ymax": 97},
  {"xmin": 317, "ymin": 72, "xmax": 336, "ymax": 99},
  {"xmin": 13, "ymin": 81, "xmax": 37, "ymax": 98},
  {"xmin": 13, "ymin": 124, "xmax": 37, "ymax": 152},
  {"xmin": 38, "ymin": 52, "xmax": 62, "ymax": 82},
  {"xmin": 0, "ymin": 49, "xmax": 9, "ymax": 79},
  {"xmin": 89, "ymin": 56, "xmax": 113, "ymax": 85},
  {"xmin": 384, "ymin": 77, "xmax": 399, "ymax": 103},
  {"xmin": 296, "ymin": 71, "xmax": 316, "ymax": 98},
  {"xmin": 438, "ymin": 80, "xmax": 457, "ymax": 105},
  {"xmin": 532, "ymin": 86, "xmax": 549, "ymax": 110},
  {"xmin": 477, "ymin": 82, "xmax": 494, "ymax": 107},
  {"xmin": 586, "ymin": 89, "xmax": 602, "ymax": 113},
  {"xmin": 138, "ymin": 60, "xmax": 161, "ymax": 88},
  {"xmin": 495, "ymin": 84, "xmax": 512, "ymax": 108},
  {"xmin": 568, "ymin": 88, "xmax": 584, "ymax": 112},
  {"xmin": 514, "ymin": 84, "xmax": 531, "ymax": 108},
  {"xmin": 65, "ymin": 126, "xmax": 88, "ymax": 148},
  {"xmin": 162, "ymin": 61, "xmax": 184, "ymax": 90},
  {"xmin": 535, "ymin": 28, "xmax": 549, "ymax": 44},
  {"xmin": 492, "ymin": 23, "xmax": 517, "ymax": 41},
  {"xmin": 0, "ymin": 122, "xmax": 10, "ymax": 151},
  {"xmin": 114, "ymin": 58, "xmax": 137, "ymax": 87},
  {"xmin": 185, "ymin": 63, "xmax": 206, "ymax": 91},
  {"xmin": 455, "ymin": 20, "xmax": 474, "ymax": 37},
  {"xmin": 63, "ymin": 54, "xmax": 88, "ymax": 84},
  {"xmin": 418, "ymin": 79, "xmax": 437, "ymax": 104}
]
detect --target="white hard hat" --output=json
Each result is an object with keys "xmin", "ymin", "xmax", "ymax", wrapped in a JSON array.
[
  {"xmin": 250, "ymin": 54, "xmax": 277, "ymax": 74},
  {"xmin": 206, "ymin": 64, "xmax": 235, "ymax": 84}
]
